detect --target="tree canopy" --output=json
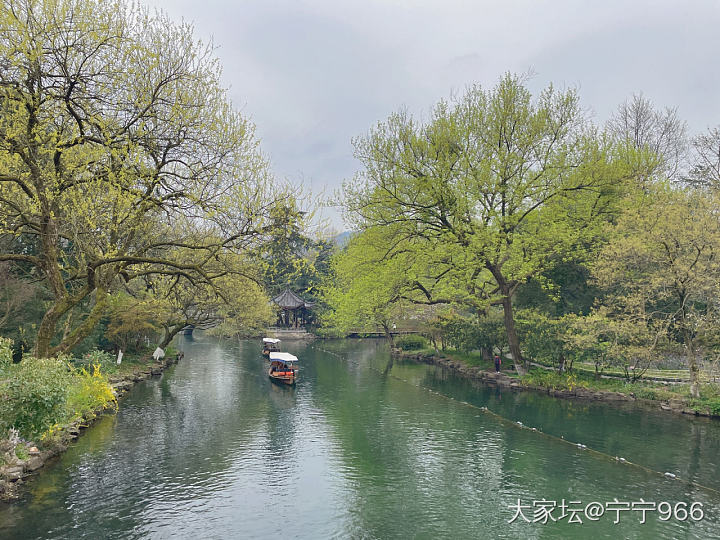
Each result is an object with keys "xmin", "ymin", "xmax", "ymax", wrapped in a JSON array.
[
  {"xmin": 591, "ymin": 184, "xmax": 720, "ymax": 396},
  {"xmin": 0, "ymin": 0, "xmax": 276, "ymax": 356},
  {"xmin": 341, "ymin": 74, "xmax": 632, "ymax": 373}
]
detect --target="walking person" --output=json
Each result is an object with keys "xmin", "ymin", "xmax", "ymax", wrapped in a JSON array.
[{"xmin": 494, "ymin": 354, "xmax": 501, "ymax": 373}]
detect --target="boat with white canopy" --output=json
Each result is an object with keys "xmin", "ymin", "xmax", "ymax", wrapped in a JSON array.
[
  {"xmin": 268, "ymin": 352, "xmax": 298, "ymax": 385},
  {"xmin": 262, "ymin": 337, "xmax": 281, "ymax": 357}
]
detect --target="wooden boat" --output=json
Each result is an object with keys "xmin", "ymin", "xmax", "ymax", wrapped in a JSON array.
[
  {"xmin": 268, "ymin": 352, "xmax": 298, "ymax": 385},
  {"xmin": 262, "ymin": 337, "xmax": 281, "ymax": 357}
]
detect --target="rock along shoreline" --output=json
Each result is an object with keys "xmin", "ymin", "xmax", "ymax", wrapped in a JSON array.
[
  {"xmin": 392, "ymin": 349, "xmax": 720, "ymax": 421},
  {"xmin": 0, "ymin": 351, "xmax": 183, "ymax": 501}
]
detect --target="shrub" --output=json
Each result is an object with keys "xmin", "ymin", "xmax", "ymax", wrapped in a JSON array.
[
  {"xmin": 75, "ymin": 349, "xmax": 116, "ymax": 372},
  {"xmin": 66, "ymin": 364, "xmax": 117, "ymax": 421},
  {"xmin": 15, "ymin": 444, "xmax": 29, "ymax": 461},
  {"xmin": 706, "ymin": 398, "xmax": 720, "ymax": 416},
  {"xmin": 396, "ymin": 334, "xmax": 428, "ymax": 350},
  {"xmin": 0, "ymin": 358, "xmax": 73, "ymax": 439},
  {"xmin": 0, "ymin": 337, "xmax": 13, "ymax": 367},
  {"xmin": 690, "ymin": 396, "xmax": 720, "ymax": 416},
  {"xmin": 522, "ymin": 369, "xmax": 583, "ymax": 391},
  {"xmin": 633, "ymin": 387, "xmax": 658, "ymax": 400}
]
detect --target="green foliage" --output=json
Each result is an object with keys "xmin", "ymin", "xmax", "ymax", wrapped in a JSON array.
[
  {"xmin": 520, "ymin": 366, "xmax": 684, "ymax": 402},
  {"xmin": 591, "ymin": 184, "xmax": 720, "ymax": 394},
  {"xmin": 0, "ymin": 358, "xmax": 73, "ymax": 439},
  {"xmin": 342, "ymin": 73, "xmax": 634, "ymax": 371},
  {"xmin": 696, "ymin": 397, "xmax": 720, "ymax": 416},
  {"xmin": 516, "ymin": 310, "xmax": 572, "ymax": 369},
  {"xmin": 0, "ymin": 353, "xmax": 117, "ymax": 440},
  {"xmin": 65, "ymin": 364, "xmax": 117, "ymax": 421},
  {"xmin": 208, "ymin": 276, "xmax": 275, "ymax": 338},
  {"xmin": 633, "ymin": 387, "xmax": 659, "ymax": 400},
  {"xmin": 688, "ymin": 384, "xmax": 720, "ymax": 415},
  {"xmin": 14, "ymin": 445, "xmax": 29, "ymax": 460},
  {"xmin": 313, "ymin": 326, "xmax": 344, "ymax": 338},
  {"xmin": 0, "ymin": 0, "xmax": 275, "ymax": 357},
  {"xmin": 321, "ymin": 228, "xmax": 413, "ymax": 335},
  {"xmin": 442, "ymin": 350, "xmax": 492, "ymax": 370},
  {"xmin": 521, "ymin": 370, "xmax": 583, "ymax": 392},
  {"xmin": 103, "ymin": 293, "xmax": 165, "ymax": 353},
  {"xmin": 439, "ymin": 316, "xmax": 479, "ymax": 352},
  {"xmin": 0, "ymin": 336, "xmax": 12, "ymax": 367},
  {"xmin": 395, "ymin": 335, "xmax": 428, "ymax": 350},
  {"xmin": 74, "ymin": 349, "xmax": 116, "ymax": 372},
  {"xmin": 422, "ymin": 309, "xmax": 506, "ymax": 355},
  {"xmin": 261, "ymin": 198, "xmax": 332, "ymax": 306},
  {"xmin": 515, "ymin": 262, "xmax": 599, "ymax": 317}
]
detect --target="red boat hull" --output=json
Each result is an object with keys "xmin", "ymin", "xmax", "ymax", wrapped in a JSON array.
[{"xmin": 268, "ymin": 369, "xmax": 296, "ymax": 385}]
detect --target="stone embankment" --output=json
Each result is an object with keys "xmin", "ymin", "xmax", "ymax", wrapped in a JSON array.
[
  {"xmin": 393, "ymin": 349, "xmax": 719, "ymax": 420},
  {"xmin": 0, "ymin": 351, "xmax": 183, "ymax": 501}
]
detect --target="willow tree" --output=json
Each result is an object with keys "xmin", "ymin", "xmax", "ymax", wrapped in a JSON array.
[
  {"xmin": 0, "ymin": 0, "xmax": 274, "ymax": 356},
  {"xmin": 344, "ymin": 74, "xmax": 629, "ymax": 373}
]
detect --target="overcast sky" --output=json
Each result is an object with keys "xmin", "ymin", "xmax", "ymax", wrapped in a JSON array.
[{"xmin": 144, "ymin": 0, "xmax": 720, "ymax": 231}]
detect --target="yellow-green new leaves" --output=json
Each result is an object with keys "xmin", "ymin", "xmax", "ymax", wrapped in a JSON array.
[
  {"xmin": 0, "ymin": 0, "xmax": 275, "ymax": 356},
  {"xmin": 344, "ymin": 74, "xmax": 630, "ymax": 372},
  {"xmin": 592, "ymin": 184, "xmax": 720, "ymax": 396},
  {"xmin": 321, "ymin": 229, "xmax": 410, "ymax": 336}
]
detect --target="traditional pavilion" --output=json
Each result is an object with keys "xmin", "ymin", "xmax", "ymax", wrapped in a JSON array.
[{"xmin": 272, "ymin": 288, "xmax": 314, "ymax": 328}]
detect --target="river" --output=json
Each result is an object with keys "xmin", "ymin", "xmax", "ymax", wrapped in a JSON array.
[{"xmin": 1, "ymin": 335, "xmax": 719, "ymax": 539}]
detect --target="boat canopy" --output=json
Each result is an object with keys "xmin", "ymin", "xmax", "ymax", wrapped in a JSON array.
[
  {"xmin": 269, "ymin": 352, "xmax": 298, "ymax": 363},
  {"xmin": 263, "ymin": 338, "xmax": 281, "ymax": 344}
]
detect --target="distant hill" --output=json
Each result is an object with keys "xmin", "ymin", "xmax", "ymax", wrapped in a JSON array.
[{"xmin": 332, "ymin": 231, "xmax": 355, "ymax": 247}]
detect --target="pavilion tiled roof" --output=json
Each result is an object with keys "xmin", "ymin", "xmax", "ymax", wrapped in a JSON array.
[{"xmin": 272, "ymin": 288, "xmax": 314, "ymax": 309}]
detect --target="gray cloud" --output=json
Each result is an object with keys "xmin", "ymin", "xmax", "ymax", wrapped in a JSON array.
[{"xmin": 145, "ymin": 0, "xmax": 720, "ymax": 228}]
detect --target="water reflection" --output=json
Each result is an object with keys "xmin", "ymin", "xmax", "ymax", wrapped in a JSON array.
[{"xmin": 0, "ymin": 337, "xmax": 718, "ymax": 539}]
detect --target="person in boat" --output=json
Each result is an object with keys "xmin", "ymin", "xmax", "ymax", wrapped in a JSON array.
[{"xmin": 262, "ymin": 338, "xmax": 281, "ymax": 356}]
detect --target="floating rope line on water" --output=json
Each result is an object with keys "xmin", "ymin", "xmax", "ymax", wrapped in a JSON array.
[{"xmin": 311, "ymin": 344, "xmax": 720, "ymax": 498}]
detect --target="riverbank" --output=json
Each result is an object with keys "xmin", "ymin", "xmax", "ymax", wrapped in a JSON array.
[
  {"xmin": 392, "ymin": 348, "xmax": 720, "ymax": 420},
  {"xmin": 0, "ymin": 350, "xmax": 183, "ymax": 501}
]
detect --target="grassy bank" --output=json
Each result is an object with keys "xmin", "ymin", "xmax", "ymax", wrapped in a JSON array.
[
  {"xmin": 0, "ymin": 340, "xmax": 173, "ymax": 454},
  {"xmin": 398, "ymin": 340, "xmax": 720, "ymax": 417},
  {"xmin": 519, "ymin": 368, "xmax": 720, "ymax": 416},
  {"xmin": 0, "ymin": 338, "xmax": 180, "ymax": 500}
]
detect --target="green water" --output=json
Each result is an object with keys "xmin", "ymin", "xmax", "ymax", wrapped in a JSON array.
[{"xmin": 1, "ymin": 336, "xmax": 719, "ymax": 539}]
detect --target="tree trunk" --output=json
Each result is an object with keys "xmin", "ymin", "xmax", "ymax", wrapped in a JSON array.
[
  {"xmin": 678, "ymin": 305, "xmax": 701, "ymax": 398},
  {"xmin": 50, "ymin": 287, "xmax": 110, "ymax": 356},
  {"xmin": 685, "ymin": 332, "xmax": 701, "ymax": 399},
  {"xmin": 381, "ymin": 322, "xmax": 395, "ymax": 348},
  {"xmin": 501, "ymin": 295, "xmax": 526, "ymax": 375},
  {"xmin": 62, "ymin": 310, "xmax": 74, "ymax": 341},
  {"xmin": 160, "ymin": 323, "xmax": 186, "ymax": 349},
  {"xmin": 36, "ymin": 292, "xmax": 84, "ymax": 357},
  {"xmin": 36, "ymin": 304, "xmax": 66, "ymax": 358},
  {"xmin": 35, "ymin": 201, "xmax": 71, "ymax": 357}
]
